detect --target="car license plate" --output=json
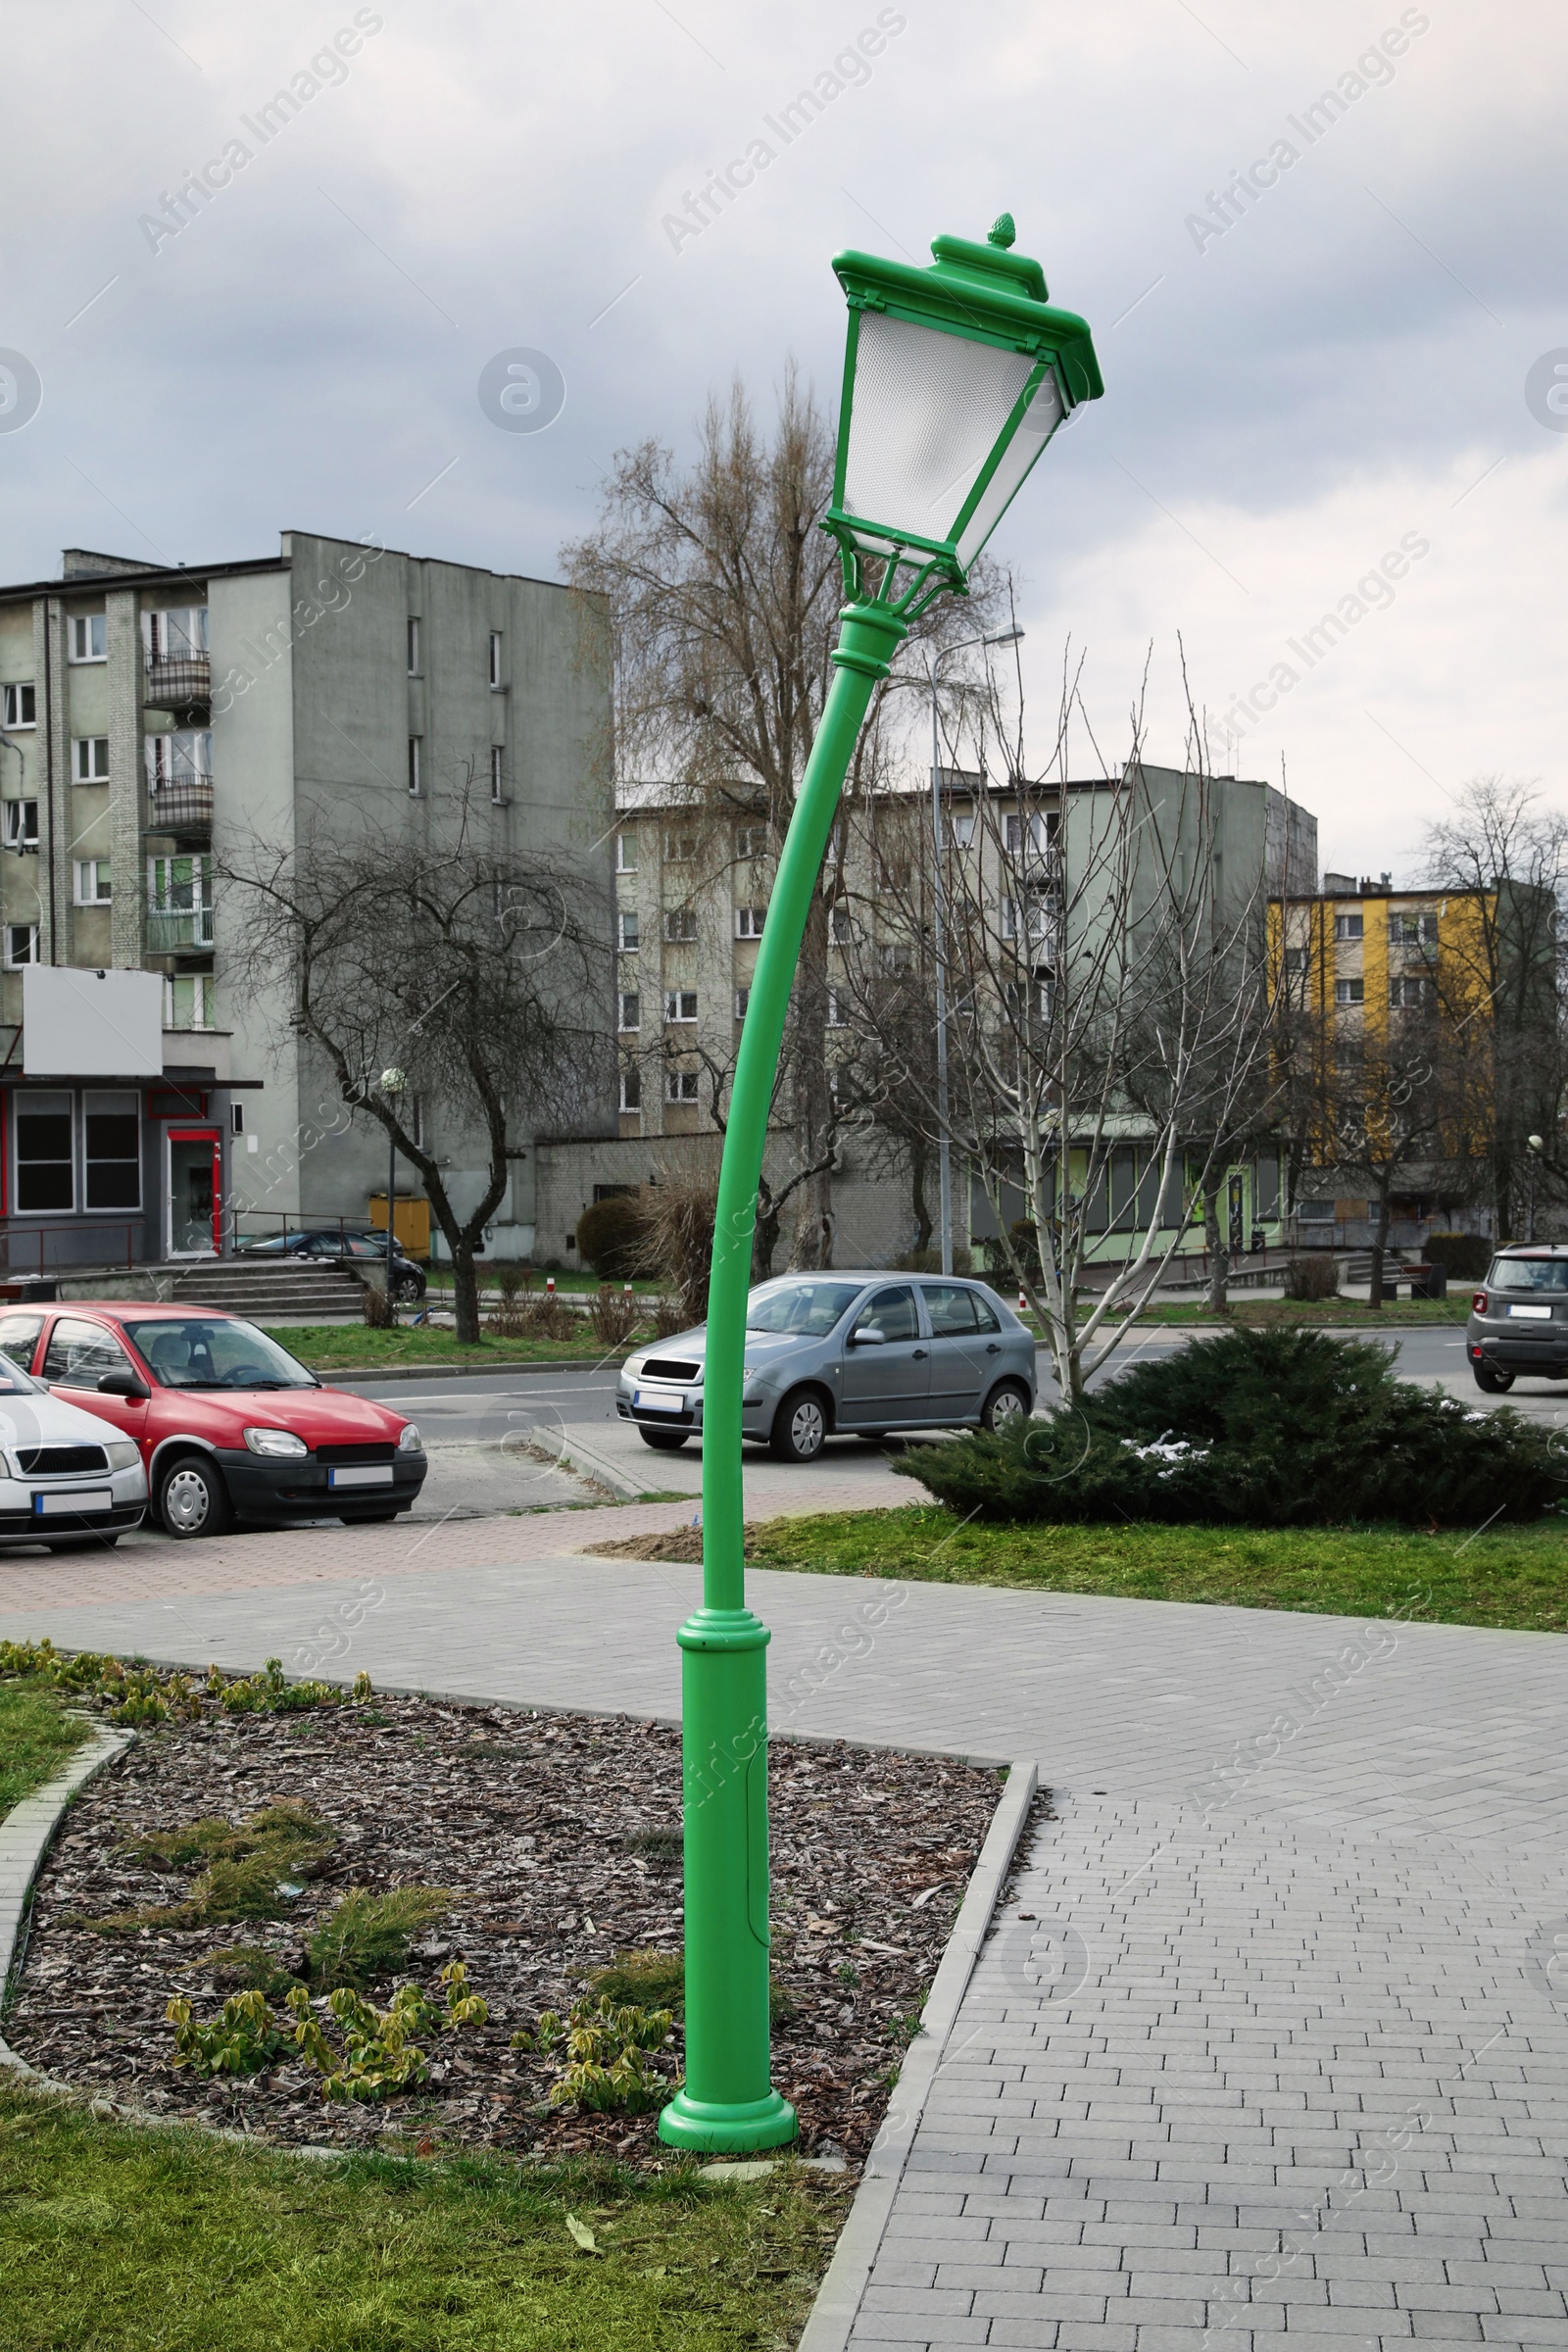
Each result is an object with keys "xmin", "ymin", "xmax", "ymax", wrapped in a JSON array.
[
  {"xmin": 1507, "ymin": 1303, "xmax": 1552, "ymax": 1319},
  {"xmin": 634, "ymin": 1386, "xmax": 685, "ymax": 1415},
  {"xmin": 34, "ymin": 1489, "xmax": 113, "ymax": 1516},
  {"xmin": 327, "ymin": 1465, "xmax": 394, "ymax": 1488}
]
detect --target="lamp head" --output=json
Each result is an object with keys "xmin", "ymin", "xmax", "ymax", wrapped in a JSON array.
[{"xmin": 825, "ymin": 217, "xmax": 1102, "ymax": 590}]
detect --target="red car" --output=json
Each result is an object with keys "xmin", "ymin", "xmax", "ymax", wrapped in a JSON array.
[{"xmin": 0, "ymin": 1303, "xmax": 426, "ymax": 1542}]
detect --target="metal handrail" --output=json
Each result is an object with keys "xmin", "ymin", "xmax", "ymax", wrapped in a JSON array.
[{"xmin": 0, "ymin": 1220, "xmax": 138, "ymax": 1274}]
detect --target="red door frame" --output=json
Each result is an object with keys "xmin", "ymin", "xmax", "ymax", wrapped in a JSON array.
[{"xmin": 168, "ymin": 1127, "xmax": 221, "ymax": 1256}]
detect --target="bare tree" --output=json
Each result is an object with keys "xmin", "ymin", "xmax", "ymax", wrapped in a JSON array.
[
  {"xmin": 563, "ymin": 370, "xmax": 998, "ymax": 1266},
  {"xmin": 220, "ymin": 786, "xmax": 610, "ymax": 1344},
  {"xmin": 833, "ymin": 681, "xmax": 1281, "ymax": 1401},
  {"xmin": 1422, "ymin": 778, "xmax": 1566, "ymax": 1235}
]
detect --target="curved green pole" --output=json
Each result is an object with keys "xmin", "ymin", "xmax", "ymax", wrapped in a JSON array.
[{"xmin": 658, "ymin": 595, "xmax": 909, "ymax": 2152}]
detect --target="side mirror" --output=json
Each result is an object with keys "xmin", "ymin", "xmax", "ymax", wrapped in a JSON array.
[
  {"xmin": 850, "ymin": 1325, "xmax": 886, "ymax": 1348},
  {"xmin": 98, "ymin": 1369, "xmax": 150, "ymax": 1399}
]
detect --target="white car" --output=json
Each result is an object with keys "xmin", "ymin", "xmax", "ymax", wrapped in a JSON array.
[{"xmin": 0, "ymin": 1347, "xmax": 147, "ymax": 1550}]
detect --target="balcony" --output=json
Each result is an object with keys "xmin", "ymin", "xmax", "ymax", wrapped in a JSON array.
[
  {"xmin": 145, "ymin": 654, "xmax": 211, "ymax": 711},
  {"xmin": 147, "ymin": 776, "xmax": 214, "ymax": 836},
  {"xmin": 146, "ymin": 907, "xmax": 214, "ymax": 953}
]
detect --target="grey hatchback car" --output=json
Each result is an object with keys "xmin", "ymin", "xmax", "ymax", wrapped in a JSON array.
[
  {"xmin": 616, "ymin": 1272, "xmax": 1037, "ymax": 1461},
  {"xmin": 1466, "ymin": 1245, "xmax": 1568, "ymax": 1391}
]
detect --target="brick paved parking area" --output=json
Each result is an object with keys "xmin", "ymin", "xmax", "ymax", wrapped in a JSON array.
[{"xmin": 1, "ymin": 1497, "xmax": 1565, "ymax": 2352}]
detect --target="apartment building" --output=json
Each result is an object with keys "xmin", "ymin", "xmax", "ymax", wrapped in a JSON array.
[
  {"xmin": 532, "ymin": 762, "xmax": 1317, "ymax": 1270},
  {"xmin": 0, "ymin": 534, "xmax": 612, "ymax": 1270},
  {"xmin": 1270, "ymin": 870, "xmax": 1524, "ymax": 1249}
]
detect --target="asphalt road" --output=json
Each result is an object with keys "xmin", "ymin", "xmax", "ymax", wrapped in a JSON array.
[{"xmin": 331, "ymin": 1322, "xmax": 1568, "ymax": 1449}]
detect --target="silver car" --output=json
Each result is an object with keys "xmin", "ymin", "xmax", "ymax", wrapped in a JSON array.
[
  {"xmin": 616, "ymin": 1271, "xmax": 1037, "ymax": 1462},
  {"xmin": 1466, "ymin": 1244, "xmax": 1568, "ymax": 1391}
]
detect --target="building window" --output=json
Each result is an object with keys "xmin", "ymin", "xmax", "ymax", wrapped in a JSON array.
[
  {"xmin": 163, "ymin": 972, "xmax": 215, "ymax": 1030},
  {"xmin": 4, "ymin": 801, "xmax": 39, "ymax": 850},
  {"xmin": 1283, "ymin": 946, "xmax": 1308, "ymax": 975},
  {"xmin": 407, "ymin": 616, "xmax": 421, "ymax": 674},
  {"xmin": 84, "ymin": 1092, "xmax": 140, "ymax": 1210},
  {"xmin": 618, "ymin": 992, "xmax": 640, "ymax": 1032},
  {"xmin": 488, "ymin": 630, "xmax": 503, "ymax": 689},
  {"xmin": 148, "ymin": 856, "xmax": 214, "ymax": 949},
  {"xmin": 74, "ymin": 859, "xmax": 112, "ymax": 905},
  {"xmin": 826, "ymin": 988, "xmax": 846, "ymax": 1027},
  {"xmin": 1333, "ymin": 912, "xmax": 1363, "ymax": 941},
  {"xmin": 1389, "ymin": 911, "xmax": 1438, "ymax": 947},
  {"xmin": 664, "ymin": 828, "xmax": 698, "ymax": 862},
  {"xmin": 734, "ymin": 906, "xmax": 766, "ymax": 939},
  {"xmin": 618, "ymin": 1068, "xmax": 642, "ymax": 1114},
  {"xmin": 1005, "ymin": 809, "xmax": 1054, "ymax": 855},
  {"xmin": 408, "ymin": 737, "xmax": 422, "ymax": 797},
  {"xmin": 664, "ymin": 989, "xmax": 698, "ymax": 1023},
  {"xmin": 1003, "ymin": 892, "xmax": 1053, "ymax": 942},
  {"xmin": 1298, "ymin": 1197, "xmax": 1335, "ymax": 1224},
  {"xmin": 949, "ymin": 807, "xmax": 976, "ymax": 848},
  {"xmin": 4, "ymin": 924, "xmax": 39, "ymax": 967},
  {"xmin": 828, "ymin": 904, "xmax": 854, "ymax": 946},
  {"xmin": 663, "ymin": 907, "xmax": 697, "ymax": 943},
  {"xmin": 1, "ymin": 683, "xmax": 36, "ymax": 730},
  {"xmin": 1335, "ymin": 978, "xmax": 1364, "ymax": 1004},
  {"xmin": 617, "ymin": 909, "xmax": 639, "ymax": 952},
  {"xmin": 489, "ymin": 745, "xmax": 505, "ymax": 803},
  {"xmin": 880, "ymin": 943, "xmax": 914, "ymax": 975},
  {"xmin": 69, "ymin": 614, "xmax": 107, "ymax": 663},
  {"xmin": 145, "ymin": 730, "xmax": 212, "ymax": 792},
  {"xmin": 15, "ymin": 1093, "xmax": 73, "ymax": 1211},
  {"xmin": 615, "ymin": 831, "xmax": 638, "ymax": 872},
  {"xmin": 734, "ymin": 986, "xmax": 750, "ymax": 1019},
  {"xmin": 145, "ymin": 607, "xmax": 208, "ymax": 662},
  {"xmin": 735, "ymin": 823, "xmax": 766, "ymax": 860},
  {"xmin": 230, "ymin": 1102, "xmax": 245, "ymax": 1136},
  {"xmin": 1390, "ymin": 976, "xmax": 1434, "ymax": 1009},
  {"xmin": 72, "ymin": 737, "xmax": 110, "ymax": 783},
  {"xmin": 665, "ymin": 1069, "xmax": 700, "ymax": 1104}
]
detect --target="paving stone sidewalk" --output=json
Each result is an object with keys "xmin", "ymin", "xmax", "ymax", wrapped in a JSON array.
[{"xmin": 1, "ymin": 1528, "xmax": 1564, "ymax": 2351}]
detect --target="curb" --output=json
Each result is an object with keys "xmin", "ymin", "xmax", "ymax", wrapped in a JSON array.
[
  {"xmin": 320, "ymin": 1355, "xmax": 632, "ymax": 1388},
  {"xmin": 797, "ymin": 1756, "xmax": 1040, "ymax": 2352},
  {"xmin": 0, "ymin": 1717, "xmax": 131, "ymax": 2051},
  {"xmin": 545, "ymin": 1430, "xmax": 652, "ymax": 1503}
]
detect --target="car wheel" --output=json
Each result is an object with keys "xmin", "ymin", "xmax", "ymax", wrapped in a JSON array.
[
  {"xmin": 1472, "ymin": 1363, "xmax": 1515, "ymax": 1394},
  {"xmin": 157, "ymin": 1452, "xmax": 233, "ymax": 1541},
  {"xmin": 45, "ymin": 1534, "xmax": 120, "ymax": 1553},
  {"xmin": 638, "ymin": 1428, "xmax": 690, "ymax": 1450},
  {"xmin": 769, "ymin": 1387, "xmax": 828, "ymax": 1463},
  {"xmin": 982, "ymin": 1379, "xmax": 1032, "ymax": 1435},
  {"xmin": 394, "ymin": 1274, "xmax": 424, "ymax": 1303}
]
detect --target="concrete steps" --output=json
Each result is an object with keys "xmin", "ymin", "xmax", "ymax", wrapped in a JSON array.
[{"xmin": 164, "ymin": 1259, "xmax": 366, "ymax": 1320}]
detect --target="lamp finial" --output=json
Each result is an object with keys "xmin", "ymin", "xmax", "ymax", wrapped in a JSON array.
[{"xmin": 988, "ymin": 212, "xmax": 1016, "ymax": 249}]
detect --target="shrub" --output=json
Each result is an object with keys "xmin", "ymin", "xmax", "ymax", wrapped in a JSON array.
[
  {"xmin": 636, "ymin": 1175, "xmax": 717, "ymax": 1326},
  {"xmin": 307, "ymin": 1886, "xmax": 451, "ymax": 1990},
  {"xmin": 1425, "ymin": 1232, "xmax": 1492, "ymax": 1282},
  {"xmin": 651, "ymin": 1296, "xmax": 687, "ymax": 1338},
  {"xmin": 288, "ymin": 1963, "xmax": 486, "ymax": 2103},
  {"xmin": 166, "ymin": 1988, "xmax": 287, "ymax": 2079},
  {"xmin": 488, "ymin": 1265, "xmax": 532, "ymax": 1338},
  {"xmin": 361, "ymin": 1277, "xmax": 395, "ymax": 1329},
  {"xmin": 575, "ymin": 1193, "xmax": 643, "ymax": 1280},
  {"xmin": 893, "ymin": 1245, "xmax": 974, "ymax": 1276},
  {"xmin": 516, "ymin": 1992, "xmax": 676, "ymax": 2114},
  {"xmin": 894, "ymin": 1325, "xmax": 1562, "ymax": 1528},
  {"xmin": 588, "ymin": 1284, "xmax": 639, "ymax": 1348},
  {"xmin": 1284, "ymin": 1253, "xmax": 1340, "ymax": 1301}
]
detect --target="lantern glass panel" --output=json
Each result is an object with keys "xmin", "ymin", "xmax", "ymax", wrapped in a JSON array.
[
  {"xmin": 841, "ymin": 312, "xmax": 1036, "ymax": 552},
  {"xmin": 955, "ymin": 369, "xmax": 1063, "ymax": 569}
]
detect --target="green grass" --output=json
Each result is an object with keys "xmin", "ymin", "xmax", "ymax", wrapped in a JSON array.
[
  {"xmin": 0, "ymin": 1681, "xmax": 88, "ymax": 1818},
  {"xmin": 260, "ymin": 1324, "xmax": 643, "ymax": 1373},
  {"xmin": 1107, "ymin": 1297, "xmax": 1470, "ymax": 1328},
  {"xmin": 744, "ymin": 1506, "xmax": 1568, "ymax": 1632},
  {"xmin": 0, "ymin": 2079, "xmax": 844, "ymax": 2350}
]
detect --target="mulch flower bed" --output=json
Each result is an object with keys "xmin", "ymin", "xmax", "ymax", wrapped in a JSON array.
[{"xmin": 6, "ymin": 1690, "xmax": 1003, "ymax": 2165}]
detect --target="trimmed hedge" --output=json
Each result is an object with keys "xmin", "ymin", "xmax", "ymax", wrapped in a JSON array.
[{"xmin": 895, "ymin": 1326, "xmax": 1562, "ymax": 1528}]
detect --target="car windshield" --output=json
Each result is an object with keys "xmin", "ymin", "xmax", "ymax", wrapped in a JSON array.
[
  {"xmin": 745, "ymin": 1280, "xmax": 865, "ymax": 1336},
  {"xmin": 121, "ymin": 1317, "xmax": 318, "ymax": 1389},
  {"xmin": 1490, "ymin": 1257, "xmax": 1568, "ymax": 1293}
]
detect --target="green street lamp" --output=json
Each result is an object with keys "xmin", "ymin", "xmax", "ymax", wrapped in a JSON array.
[{"xmin": 657, "ymin": 215, "xmax": 1102, "ymax": 2155}]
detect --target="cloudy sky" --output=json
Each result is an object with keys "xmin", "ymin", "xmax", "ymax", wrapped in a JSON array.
[{"xmin": 2, "ymin": 0, "xmax": 1562, "ymax": 878}]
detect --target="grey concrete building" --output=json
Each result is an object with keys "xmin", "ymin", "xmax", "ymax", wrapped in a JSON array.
[{"xmin": 0, "ymin": 533, "xmax": 612, "ymax": 1273}]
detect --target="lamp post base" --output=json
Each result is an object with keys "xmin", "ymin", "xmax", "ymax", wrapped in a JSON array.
[{"xmin": 657, "ymin": 2086, "xmax": 799, "ymax": 2154}]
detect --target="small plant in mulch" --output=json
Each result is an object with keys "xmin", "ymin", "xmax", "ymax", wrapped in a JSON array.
[
  {"xmin": 0, "ymin": 1638, "xmax": 373, "ymax": 1727},
  {"xmin": 167, "ymin": 1962, "xmax": 488, "ymax": 2103},
  {"xmin": 513, "ymin": 1992, "xmax": 677, "ymax": 2115},
  {"xmin": 588, "ymin": 1945, "xmax": 795, "ymax": 2025},
  {"xmin": 79, "ymin": 1802, "xmax": 336, "ymax": 1933},
  {"xmin": 307, "ymin": 1886, "xmax": 452, "ymax": 1990},
  {"xmin": 198, "ymin": 1945, "xmax": 303, "ymax": 1998}
]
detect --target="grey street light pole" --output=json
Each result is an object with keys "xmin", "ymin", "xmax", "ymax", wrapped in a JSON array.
[
  {"xmin": 380, "ymin": 1068, "xmax": 406, "ymax": 1305},
  {"xmin": 929, "ymin": 626, "xmax": 1024, "ymax": 1274},
  {"xmin": 1528, "ymin": 1133, "xmax": 1544, "ymax": 1244}
]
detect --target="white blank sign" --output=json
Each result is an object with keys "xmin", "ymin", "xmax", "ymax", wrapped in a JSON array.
[{"xmin": 23, "ymin": 966, "xmax": 163, "ymax": 1077}]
